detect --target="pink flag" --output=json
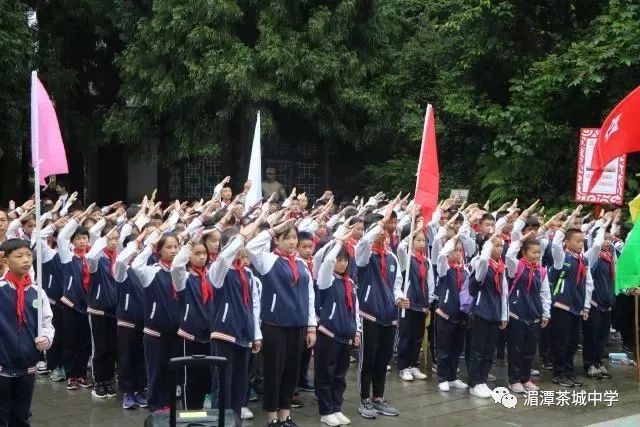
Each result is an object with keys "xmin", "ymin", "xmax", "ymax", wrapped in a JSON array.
[{"xmin": 31, "ymin": 72, "xmax": 68, "ymax": 185}]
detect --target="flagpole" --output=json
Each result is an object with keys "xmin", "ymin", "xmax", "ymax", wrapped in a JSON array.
[
  {"xmin": 635, "ymin": 295, "xmax": 640, "ymax": 381},
  {"xmin": 31, "ymin": 71, "xmax": 44, "ymax": 338},
  {"xmin": 401, "ymin": 206, "xmax": 416, "ymax": 319}
]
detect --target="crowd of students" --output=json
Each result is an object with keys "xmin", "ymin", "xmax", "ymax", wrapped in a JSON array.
[{"xmin": 0, "ymin": 177, "xmax": 639, "ymax": 427}]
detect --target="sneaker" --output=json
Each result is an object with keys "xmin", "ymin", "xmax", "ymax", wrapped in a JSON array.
[
  {"xmin": 509, "ymin": 383, "xmax": 525, "ymax": 393},
  {"xmin": 522, "ymin": 381, "xmax": 539, "ymax": 391},
  {"xmin": 248, "ymin": 388, "xmax": 259, "ymax": 402},
  {"xmin": 541, "ymin": 362, "xmax": 554, "ymax": 370},
  {"xmin": 386, "ymin": 365, "xmax": 391, "ymax": 372},
  {"xmin": 92, "ymin": 383, "xmax": 108, "ymax": 399},
  {"xmin": 350, "ymin": 355, "xmax": 357, "ymax": 363},
  {"xmin": 66, "ymin": 378, "xmax": 79, "ymax": 391},
  {"xmin": 558, "ymin": 376, "xmax": 575, "ymax": 387},
  {"xmin": 399, "ymin": 369, "xmax": 414, "ymax": 381},
  {"xmin": 358, "ymin": 399, "xmax": 377, "ymax": 419},
  {"xmin": 438, "ymin": 381, "xmax": 450, "ymax": 392},
  {"xmin": 530, "ymin": 369, "xmax": 540, "ymax": 377},
  {"xmin": 153, "ymin": 406, "xmax": 170, "ymax": 414},
  {"xmin": 431, "ymin": 364, "xmax": 438, "ymax": 373},
  {"xmin": 470, "ymin": 384, "xmax": 491, "ymax": 398},
  {"xmin": 487, "ymin": 372, "xmax": 496, "ymax": 382},
  {"xmin": 371, "ymin": 399, "xmax": 399, "ymax": 417},
  {"xmin": 241, "ymin": 407, "xmax": 254, "ymax": 420},
  {"xmin": 37, "ymin": 361, "xmax": 49, "ymax": 375},
  {"xmin": 298, "ymin": 381, "xmax": 315, "ymax": 392},
  {"xmin": 481, "ymin": 384, "xmax": 493, "ymax": 394},
  {"xmin": 267, "ymin": 420, "xmax": 279, "ymax": 426},
  {"xmin": 552, "ymin": 376, "xmax": 560, "ymax": 384},
  {"xmin": 105, "ymin": 383, "xmax": 117, "ymax": 397},
  {"xmin": 409, "ymin": 367, "xmax": 427, "ymax": 380},
  {"xmin": 49, "ymin": 367, "xmax": 66, "ymax": 382},
  {"xmin": 587, "ymin": 366, "xmax": 603, "ymax": 380},
  {"xmin": 449, "ymin": 379, "xmax": 468, "ymax": 389},
  {"xmin": 598, "ymin": 366, "xmax": 612, "ymax": 379},
  {"xmin": 320, "ymin": 414, "xmax": 341, "ymax": 426},
  {"xmin": 291, "ymin": 392, "xmax": 303, "ymax": 408},
  {"xmin": 77, "ymin": 377, "xmax": 93, "ymax": 389},
  {"xmin": 334, "ymin": 412, "xmax": 351, "ymax": 425},
  {"xmin": 134, "ymin": 391, "xmax": 148, "ymax": 408},
  {"xmin": 281, "ymin": 416, "xmax": 298, "ymax": 427},
  {"xmin": 122, "ymin": 393, "xmax": 137, "ymax": 410},
  {"xmin": 570, "ymin": 377, "xmax": 583, "ymax": 387}
]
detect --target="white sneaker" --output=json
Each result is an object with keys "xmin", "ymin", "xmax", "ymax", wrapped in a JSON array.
[
  {"xmin": 449, "ymin": 379, "xmax": 468, "ymax": 389},
  {"xmin": 482, "ymin": 384, "xmax": 493, "ymax": 395},
  {"xmin": 431, "ymin": 364, "xmax": 438, "ymax": 373},
  {"xmin": 438, "ymin": 381, "xmax": 450, "ymax": 392},
  {"xmin": 320, "ymin": 414, "xmax": 341, "ymax": 426},
  {"xmin": 334, "ymin": 412, "xmax": 351, "ymax": 425},
  {"xmin": 386, "ymin": 365, "xmax": 391, "ymax": 372},
  {"xmin": 470, "ymin": 384, "xmax": 492, "ymax": 398},
  {"xmin": 240, "ymin": 407, "xmax": 254, "ymax": 420},
  {"xmin": 399, "ymin": 369, "xmax": 414, "ymax": 381},
  {"xmin": 509, "ymin": 382, "xmax": 525, "ymax": 393},
  {"xmin": 530, "ymin": 369, "xmax": 540, "ymax": 376},
  {"xmin": 409, "ymin": 367, "xmax": 427, "ymax": 380}
]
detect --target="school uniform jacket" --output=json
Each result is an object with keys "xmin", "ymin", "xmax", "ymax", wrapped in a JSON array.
[
  {"xmin": 208, "ymin": 237, "xmax": 262, "ymax": 347},
  {"xmin": 397, "ymin": 240, "xmax": 434, "ymax": 312},
  {"xmin": 41, "ymin": 240, "xmax": 64, "ymax": 306},
  {"xmin": 246, "ymin": 230, "xmax": 317, "ymax": 329},
  {"xmin": 316, "ymin": 241, "xmax": 362, "ymax": 345},
  {"xmin": 435, "ymin": 239, "xmax": 468, "ymax": 323},
  {"xmin": 471, "ymin": 240, "xmax": 509, "ymax": 322},
  {"xmin": 113, "ymin": 242, "xmax": 145, "ymax": 330},
  {"xmin": 355, "ymin": 223, "xmax": 405, "ymax": 326},
  {"xmin": 57, "ymin": 219, "xmax": 90, "ymax": 314},
  {"xmin": 586, "ymin": 227, "xmax": 614, "ymax": 312},
  {"xmin": 0, "ymin": 279, "xmax": 54, "ymax": 376},
  {"xmin": 86, "ymin": 237, "xmax": 118, "ymax": 317}
]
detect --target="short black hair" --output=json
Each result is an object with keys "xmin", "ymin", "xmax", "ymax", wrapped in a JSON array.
[
  {"xmin": 363, "ymin": 213, "xmax": 383, "ymax": 231},
  {"xmin": 0, "ymin": 238, "xmax": 31, "ymax": 256},
  {"xmin": 480, "ymin": 213, "xmax": 495, "ymax": 223},
  {"xmin": 495, "ymin": 210, "xmax": 509, "ymax": 220},
  {"xmin": 297, "ymin": 231, "xmax": 314, "ymax": 243},
  {"xmin": 71, "ymin": 226, "xmax": 90, "ymax": 241},
  {"xmin": 524, "ymin": 216, "xmax": 540, "ymax": 231},
  {"xmin": 564, "ymin": 228, "xmax": 583, "ymax": 242},
  {"xmin": 126, "ymin": 206, "xmax": 140, "ymax": 219}
]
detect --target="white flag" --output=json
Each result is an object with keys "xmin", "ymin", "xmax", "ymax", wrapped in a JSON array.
[{"xmin": 245, "ymin": 112, "xmax": 262, "ymax": 212}]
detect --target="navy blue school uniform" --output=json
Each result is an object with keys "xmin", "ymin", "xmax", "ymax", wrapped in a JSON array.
[
  {"xmin": 246, "ymin": 230, "xmax": 316, "ymax": 414},
  {"xmin": 208, "ymin": 236, "xmax": 262, "ymax": 417},
  {"xmin": 0, "ymin": 275, "xmax": 55, "ymax": 427},
  {"xmin": 41, "ymin": 245, "xmax": 65, "ymax": 373},
  {"xmin": 354, "ymin": 223, "xmax": 404, "ymax": 401},
  {"xmin": 132, "ymin": 245, "xmax": 182, "ymax": 412},
  {"xmin": 549, "ymin": 230, "xmax": 594, "ymax": 381},
  {"xmin": 114, "ymin": 243, "xmax": 147, "ymax": 400},
  {"xmin": 314, "ymin": 240, "xmax": 361, "ymax": 416}
]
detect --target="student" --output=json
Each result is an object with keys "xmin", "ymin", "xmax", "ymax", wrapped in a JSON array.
[
  {"xmin": 550, "ymin": 206, "xmax": 595, "ymax": 388},
  {"xmin": 396, "ymin": 222, "xmax": 433, "ymax": 382},
  {"xmin": 113, "ymin": 237, "xmax": 148, "ymax": 410},
  {"xmin": 583, "ymin": 217, "xmax": 614, "ymax": 380},
  {"xmin": 171, "ymin": 233, "xmax": 215, "ymax": 410},
  {"xmin": 245, "ymin": 219, "xmax": 316, "ymax": 427},
  {"xmin": 435, "ymin": 235, "xmax": 469, "ymax": 392},
  {"xmin": 132, "ymin": 226, "xmax": 182, "ymax": 412},
  {"xmin": 355, "ymin": 198, "xmax": 406, "ymax": 419},
  {"xmin": 208, "ymin": 223, "xmax": 262, "ymax": 419},
  {"xmin": 504, "ymin": 235, "xmax": 551, "ymax": 393},
  {"xmin": 467, "ymin": 235, "xmax": 508, "ymax": 398},
  {"xmin": 314, "ymin": 233, "xmax": 361, "ymax": 427},
  {"xmin": 0, "ymin": 239, "xmax": 55, "ymax": 427},
  {"xmin": 86, "ymin": 225, "xmax": 120, "ymax": 398},
  {"xmin": 57, "ymin": 205, "xmax": 95, "ymax": 390},
  {"xmin": 296, "ymin": 231, "xmax": 316, "ymax": 394}
]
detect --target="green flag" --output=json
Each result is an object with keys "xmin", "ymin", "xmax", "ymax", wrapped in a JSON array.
[{"xmin": 615, "ymin": 220, "xmax": 640, "ymax": 295}]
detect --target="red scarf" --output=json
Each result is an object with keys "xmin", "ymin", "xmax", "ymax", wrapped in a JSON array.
[
  {"xmin": 599, "ymin": 251, "xmax": 615, "ymax": 280},
  {"xmin": 192, "ymin": 265, "xmax": 213, "ymax": 305},
  {"xmin": 103, "ymin": 248, "xmax": 117, "ymax": 271},
  {"xmin": 303, "ymin": 257, "xmax": 314, "ymax": 281},
  {"xmin": 6, "ymin": 271, "xmax": 31, "ymax": 330},
  {"xmin": 345, "ymin": 238, "xmax": 356, "ymax": 258},
  {"xmin": 233, "ymin": 259, "xmax": 250, "ymax": 307},
  {"xmin": 569, "ymin": 251, "xmax": 587, "ymax": 286},
  {"xmin": 372, "ymin": 243, "xmax": 389, "ymax": 283},
  {"xmin": 501, "ymin": 233, "xmax": 511, "ymax": 244},
  {"xmin": 413, "ymin": 249, "xmax": 428, "ymax": 297},
  {"xmin": 160, "ymin": 260, "xmax": 178, "ymax": 300},
  {"xmin": 489, "ymin": 258, "xmax": 505, "ymax": 294},
  {"xmin": 341, "ymin": 271, "xmax": 354, "ymax": 313},
  {"xmin": 73, "ymin": 248, "xmax": 91, "ymax": 292},
  {"xmin": 448, "ymin": 261, "xmax": 464, "ymax": 290},
  {"xmin": 389, "ymin": 232, "xmax": 399, "ymax": 250},
  {"xmin": 521, "ymin": 259, "xmax": 540, "ymax": 292},
  {"xmin": 274, "ymin": 248, "xmax": 300, "ymax": 286},
  {"xmin": 209, "ymin": 252, "xmax": 219, "ymax": 263}
]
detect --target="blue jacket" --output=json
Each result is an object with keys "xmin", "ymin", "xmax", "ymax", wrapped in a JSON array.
[
  {"xmin": 589, "ymin": 256, "xmax": 615, "ymax": 311},
  {"xmin": 87, "ymin": 255, "xmax": 118, "ymax": 317}
]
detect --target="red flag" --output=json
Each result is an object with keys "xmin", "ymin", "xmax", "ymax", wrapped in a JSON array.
[
  {"xmin": 31, "ymin": 71, "xmax": 68, "ymax": 186},
  {"xmin": 588, "ymin": 86, "xmax": 640, "ymax": 192},
  {"xmin": 414, "ymin": 105, "xmax": 440, "ymax": 221}
]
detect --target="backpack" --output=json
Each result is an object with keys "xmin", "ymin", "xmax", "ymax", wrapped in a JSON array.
[
  {"xmin": 459, "ymin": 271, "xmax": 480, "ymax": 314},
  {"xmin": 509, "ymin": 261, "xmax": 547, "ymax": 296}
]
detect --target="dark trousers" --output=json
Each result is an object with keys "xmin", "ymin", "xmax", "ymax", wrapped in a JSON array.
[
  {"xmin": 299, "ymin": 346, "xmax": 313, "ymax": 387},
  {"xmin": 496, "ymin": 328, "xmax": 507, "ymax": 360},
  {"xmin": 507, "ymin": 320, "xmax": 540, "ymax": 384},
  {"xmin": 144, "ymin": 335, "xmax": 181, "ymax": 411},
  {"xmin": 468, "ymin": 317, "xmax": 499, "ymax": 387},
  {"xmin": 46, "ymin": 304, "xmax": 64, "ymax": 370},
  {"xmin": 435, "ymin": 316, "xmax": 464, "ymax": 383},
  {"xmin": 0, "ymin": 374, "xmax": 35, "ymax": 427},
  {"xmin": 427, "ymin": 302, "xmax": 437, "ymax": 362},
  {"xmin": 212, "ymin": 340, "xmax": 250, "ymax": 417},
  {"xmin": 117, "ymin": 327, "xmax": 146, "ymax": 394},
  {"xmin": 62, "ymin": 307, "xmax": 91, "ymax": 379},
  {"xmin": 89, "ymin": 314, "xmax": 117, "ymax": 384},
  {"xmin": 396, "ymin": 309, "xmax": 427, "ymax": 370},
  {"xmin": 551, "ymin": 308, "xmax": 580, "ymax": 378},
  {"xmin": 583, "ymin": 308, "xmax": 611, "ymax": 370},
  {"xmin": 182, "ymin": 340, "xmax": 212, "ymax": 410},
  {"xmin": 261, "ymin": 324, "xmax": 305, "ymax": 412},
  {"xmin": 359, "ymin": 320, "xmax": 396, "ymax": 399},
  {"xmin": 314, "ymin": 333, "xmax": 350, "ymax": 416},
  {"xmin": 539, "ymin": 319, "xmax": 553, "ymax": 364}
]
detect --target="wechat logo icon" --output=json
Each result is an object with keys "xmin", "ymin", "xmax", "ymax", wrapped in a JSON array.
[{"xmin": 491, "ymin": 387, "xmax": 518, "ymax": 409}]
